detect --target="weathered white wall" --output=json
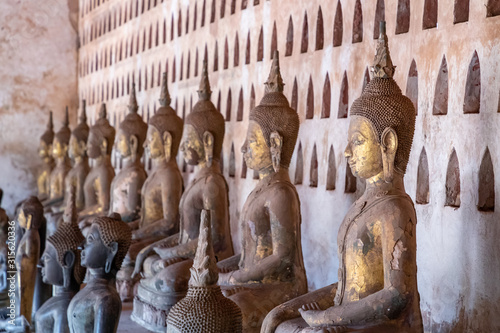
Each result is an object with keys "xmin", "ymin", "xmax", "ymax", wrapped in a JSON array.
[
  {"xmin": 77, "ymin": 0, "xmax": 500, "ymax": 331},
  {"xmin": 0, "ymin": 0, "xmax": 79, "ymax": 216}
]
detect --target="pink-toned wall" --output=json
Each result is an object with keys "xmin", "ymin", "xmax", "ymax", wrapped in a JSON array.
[
  {"xmin": 70, "ymin": 0, "xmax": 500, "ymax": 331},
  {"xmin": 0, "ymin": 0, "xmax": 79, "ymax": 215}
]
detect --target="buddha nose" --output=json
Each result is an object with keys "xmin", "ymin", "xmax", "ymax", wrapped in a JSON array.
[
  {"xmin": 344, "ymin": 144, "xmax": 352, "ymax": 159},
  {"xmin": 180, "ymin": 142, "xmax": 186, "ymax": 152},
  {"xmin": 241, "ymin": 142, "xmax": 247, "ymax": 154}
]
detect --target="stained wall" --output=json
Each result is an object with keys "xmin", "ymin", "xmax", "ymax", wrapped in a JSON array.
[
  {"xmin": 0, "ymin": 0, "xmax": 79, "ymax": 214},
  {"xmin": 77, "ymin": 0, "xmax": 500, "ymax": 331}
]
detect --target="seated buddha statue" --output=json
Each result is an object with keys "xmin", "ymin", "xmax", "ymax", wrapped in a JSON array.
[
  {"xmin": 35, "ymin": 187, "xmax": 86, "ymax": 333},
  {"xmin": 38, "ymin": 112, "xmax": 55, "ymax": 201},
  {"xmin": 216, "ymin": 50, "xmax": 307, "ymax": 333},
  {"xmin": 131, "ymin": 60, "xmax": 234, "ymax": 332},
  {"xmin": 43, "ymin": 108, "xmax": 72, "ymax": 235},
  {"xmin": 78, "ymin": 103, "xmax": 116, "ymax": 232},
  {"xmin": 116, "ymin": 73, "xmax": 183, "ymax": 301},
  {"xmin": 67, "ymin": 213, "xmax": 132, "ymax": 333},
  {"xmin": 261, "ymin": 22, "xmax": 423, "ymax": 333},
  {"xmin": 15, "ymin": 197, "xmax": 45, "ymax": 327},
  {"xmin": 107, "ymin": 84, "xmax": 147, "ymax": 223}
]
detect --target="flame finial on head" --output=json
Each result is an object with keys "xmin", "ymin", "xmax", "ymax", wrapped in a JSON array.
[
  {"xmin": 198, "ymin": 60, "xmax": 212, "ymax": 101},
  {"xmin": 159, "ymin": 72, "xmax": 171, "ymax": 107},
  {"xmin": 48, "ymin": 111, "xmax": 54, "ymax": 130},
  {"xmin": 371, "ymin": 21, "xmax": 396, "ymax": 79},
  {"xmin": 128, "ymin": 83, "xmax": 139, "ymax": 114},
  {"xmin": 64, "ymin": 106, "xmax": 69, "ymax": 127},
  {"xmin": 80, "ymin": 100, "xmax": 87, "ymax": 124},
  {"xmin": 265, "ymin": 50, "xmax": 285, "ymax": 94},
  {"xmin": 99, "ymin": 103, "xmax": 107, "ymax": 119}
]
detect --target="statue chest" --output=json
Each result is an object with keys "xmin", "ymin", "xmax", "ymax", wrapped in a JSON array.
[
  {"xmin": 178, "ymin": 179, "xmax": 205, "ymax": 243},
  {"xmin": 142, "ymin": 176, "xmax": 164, "ymax": 224},
  {"xmin": 111, "ymin": 169, "xmax": 139, "ymax": 214},
  {"xmin": 50, "ymin": 165, "xmax": 71, "ymax": 198}
]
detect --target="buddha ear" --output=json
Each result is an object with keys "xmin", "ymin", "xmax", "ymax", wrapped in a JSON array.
[
  {"xmin": 101, "ymin": 138, "xmax": 108, "ymax": 156},
  {"xmin": 203, "ymin": 131, "xmax": 214, "ymax": 168},
  {"xmin": 270, "ymin": 131, "xmax": 283, "ymax": 173},
  {"xmin": 62, "ymin": 250, "xmax": 75, "ymax": 288},
  {"xmin": 381, "ymin": 127, "xmax": 398, "ymax": 183},
  {"xmin": 105, "ymin": 242, "xmax": 118, "ymax": 274},
  {"xmin": 129, "ymin": 135, "xmax": 139, "ymax": 161},
  {"xmin": 63, "ymin": 250, "xmax": 75, "ymax": 268},
  {"xmin": 163, "ymin": 131, "xmax": 173, "ymax": 162}
]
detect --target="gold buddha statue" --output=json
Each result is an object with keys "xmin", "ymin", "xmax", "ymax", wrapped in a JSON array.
[
  {"xmin": 38, "ymin": 112, "xmax": 55, "ymax": 201},
  {"xmin": 108, "ymin": 84, "xmax": 148, "ymax": 222},
  {"xmin": 116, "ymin": 73, "xmax": 184, "ymax": 301},
  {"xmin": 43, "ymin": 107, "xmax": 72, "ymax": 235},
  {"xmin": 15, "ymin": 196, "xmax": 45, "ymax": 327},
  {"xmin": 78, "ymin": 103, "xmax": 116, "ymax": 231},
  {"xmin": 216, "ymin": 50, "xmax": 307, "ymax": 333},
  {"xmin": 131, "ymin": 60, "xmax": 234, "ymax": 332},
  {"xmin": 65, "ymin": 100, "xmax": 91, "ymax": 212},
  {"xmin": 166, "ymin": 210, "xmax": 242, "ymax": 333},
  {"xmin": 262, "ymin": 22, "xmax": 423, "ymax": 333}
]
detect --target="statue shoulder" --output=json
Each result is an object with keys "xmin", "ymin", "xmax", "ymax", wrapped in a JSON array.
[
  {"xmin": 371, "ymin": 193, "xmax": 416, "ymax": 226},
  {"xmin": 265, "ymin": 180, "xmax": 300, "ymax": 208}
]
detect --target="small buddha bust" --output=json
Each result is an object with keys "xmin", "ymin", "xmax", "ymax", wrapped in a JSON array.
[
  {"xmin": 262, "ymin": 22, "xmax": 423, "ymax": 333},
  {"xmin": 67, "ymin": 213, "xmax": 132, "ymax": 333},
  {"xmin": 38, "ymin": 112, "xmax": 55, "ymax": 201},
  {"xmin": 131, "ymin": 60, "xmax": 233, "ymax": 332},
  {"xmin": 66, "ymin": 100, "xmax": 91, "ymax": 212},
  {"xmin": 78, "ymin": 103, "xmax": 116, "ymax": 229},
  {"xmin": 116, "ymin": 73, "xmax": 183, "ymax": 301},
  {"xmin": 216, "ymin": 50, "xmax": 307, "ymax": 333},
  {"xmin": 15, "ymin": 196, "xmax": 44, "ymax": 327},
  {"xmin": 108, "ymin": 83, "xmax": 148, "ymax": 222},
  {"xmin": 35, "ymin": 187, "xmax": 86, "ymax": 333},
  {"xmin": 166, "ymin": 210, "xmax": 242, "ymax": 333}
]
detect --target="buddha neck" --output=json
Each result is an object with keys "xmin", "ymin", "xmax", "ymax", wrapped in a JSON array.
[
  {"xmin": 258, "ymin": 165, "xmax": 275, "ymax": 180},
  {"xmin": 122, "ymin": 155, "xmax": 143, "ymax": 169},
  {"xmin": 94, "ymin": 155, "xmax": 112, "ymax": 167},
  {"xmin": 55, "ymin": 154, "xmax": 70, "ymax": 166},
  {"xmin": 152, "ymin": 156, "xmax": 177, "ymax": 171},
  {"xmin": 53, "ymin": 285, "xmax": 78, "ymax": 298},
  {"xmin": 87, "ymin": 268, "xmax": 115, "ymax": 285},
  {"xmin": 197, "ymin": 158, "xmax": 220, "ymax": 175},
  {"xmin": 73, "ymin": 155, "xmax": 88, "ymax": 166},
  {"xmin": 364, "ymin": 170, "xmax": 405, "ymax": 199},
  {"xmin": 43, "ymin": 156, "xmax": 54, "ymax": 166},
  {"xmin": 258, "ymin": 167, "xmax": 290, "ymax": 185}
]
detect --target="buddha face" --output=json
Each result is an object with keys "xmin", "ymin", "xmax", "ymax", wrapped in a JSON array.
[
  {"xmin": 40, "ymin": 243, "xmax": 64, "ymax": 286},
  {"xmin": 38, "ymin": 140, "xmax": 51, "ymax": 159},
  {"xmin": 68, "ymin": 135, "xmax": 86, "ymax": 160},
  {"xmin": 52, "ymin": 137, "xmax": 67, "ymax": 159},
  {"xmin": 80, "ymin": 223, "xmax": 110, "ymax": 269},
  {"xmin": 344, "ymin": 116, "xmax": 384, "ymax": 180},
  {"xmin": 145, "ymin": 126, "xmax": 164, "ymax": 159},
  {"xmin": 115, "ymin": 130, "xmax": 131, "ymax": 158},
  {"xmin": 180, "ymin": 125, "xmax": 204, "ymax": 165},
  {"xmin": 242, "ymin": 121, "xmax": 272, "ymax": 171},
  {"xmin": 87, "ymin": 131, "xmax": 102, "ymax": 159}
]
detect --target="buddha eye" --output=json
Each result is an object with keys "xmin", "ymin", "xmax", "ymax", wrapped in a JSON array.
[{"xmin": 87, "ymin": 234, "xmax": 94, "ymax": 243}]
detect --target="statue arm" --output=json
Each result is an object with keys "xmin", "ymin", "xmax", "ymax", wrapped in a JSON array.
[
  {"xmin": 203, "ymin": 178, "xmax": 230, "ymax": 255},
  {"xmin": 261, "ymin": 284, "xmax": 337, "ymax": 333},
  {"xmin": 300, "ymin": 204, "xmax": 415, "ymax": 328},
  {"xmin": 153, "ymin": 238, "xmax": 197, "ymax": 260},
  {"xmin": 132, "ymin": 233, "xmax": 179, "ymax": 277},
  {"xmin": 124, "ymin": 171, "xmax": 146, "ymax": 222},
  {"xmin": 217, "ymin": 253, "xmax": 241, "ymax": 273},
  {"xmin": 160, "ymin": 172, "xmax": 182, "ymax": 231}
]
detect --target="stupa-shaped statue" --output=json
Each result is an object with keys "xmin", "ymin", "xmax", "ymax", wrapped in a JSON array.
[
  {"xmin": 131, "ymin": 60, "xmax": 233, "ymax": 332},
  {"xmin": 166, "ymin": 209, "xmax": 242, "ymax": 333},
  {"xmin": 262, "ymin": 22, "xmax": 423, "ymax": 333},
  {"xmin": 117, "ymin": 73, "xmax": 184, "ymax": 301}
]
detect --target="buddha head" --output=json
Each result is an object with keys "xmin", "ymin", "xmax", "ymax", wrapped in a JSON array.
[
  {"xmin": 17, "ymin": 196, "xmax": 44, "ymax": 231},
  {"xmin": 146, "ymin": 72, "xmax": 183, "ymax": 162},
  {"xmin": 180, "ymin": 60, "xmax": 224, "ymax": 167},
  {"xmin": 81, "ymin": 213, "xmax": 131, "ymax": 275},
  {"xmin": 39, "ymin": 111, "xmax": 54, "ymax": 160},
  {"xmin": 69, "ymin": 100, "xmax": 90, "ymax": 161},
  {"xmin": 345, "ymin": 22, "xmax": 415, "ymax": 183},
  {"xmin": 41, "ymin": 188, "xmax": 86, "ymax": 288},
  {"xmin": 52, "ymin": 107, "xmax": 71, "ymax": 160},
  {"xmin": 115, "ymin": 84, "xmax": 148, "ymax": 162},
  {"xmin": 87, "ymin": 103, "xmax": 116, "ymax": 159},
  {"xmin": 243, "ymin": 51, "xmax": 299, "ymax": 173}
]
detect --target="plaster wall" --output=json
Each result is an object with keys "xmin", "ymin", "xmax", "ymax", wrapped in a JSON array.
[
  {"xmin": 78, "ymin": 0, "xmax": 500, "ymax": 331},
  {"xmin": 0, "ymin": 0, "xmax": 79, "ymax": 215}
]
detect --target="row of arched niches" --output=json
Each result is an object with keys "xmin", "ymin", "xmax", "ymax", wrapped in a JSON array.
[{"xmin": 79, "ymin": 0, "xmax": 500, "ymax": 214}]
